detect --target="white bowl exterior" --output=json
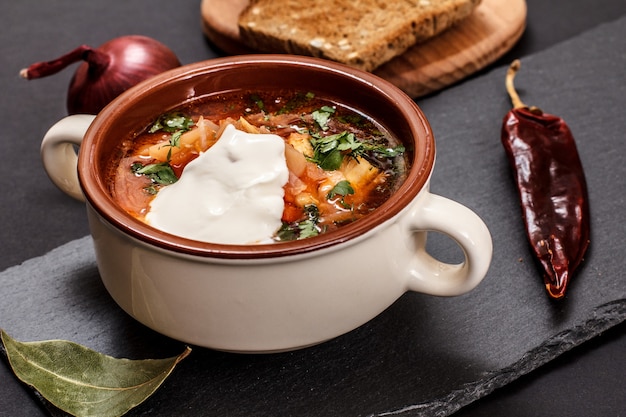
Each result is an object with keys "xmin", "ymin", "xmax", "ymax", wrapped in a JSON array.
[{"xmin": 87, "ymin": 199, "xmax": 420, "ymax": 352}]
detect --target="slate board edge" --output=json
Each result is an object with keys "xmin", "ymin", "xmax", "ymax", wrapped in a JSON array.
[{"xmin": 368, "ymin": 299, "xmax": 626, "ymax": 417}]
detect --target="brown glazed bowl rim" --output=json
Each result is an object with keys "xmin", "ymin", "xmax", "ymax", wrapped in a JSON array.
[{"xmin": 78, "ymin": 55, "xmax": 435, "ymax": 259}]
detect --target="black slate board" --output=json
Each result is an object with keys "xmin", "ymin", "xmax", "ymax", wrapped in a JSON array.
[{"xmin": 1, "ymin": 15, "xmax": 625, "ymax": 417}]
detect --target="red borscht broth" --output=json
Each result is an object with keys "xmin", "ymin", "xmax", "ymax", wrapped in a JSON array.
[{"xmin": 110, "ymin": 90, "xmax": 409, "ymax": 242}]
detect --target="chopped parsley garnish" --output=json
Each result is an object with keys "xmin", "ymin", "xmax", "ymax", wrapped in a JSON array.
[
  {"xmin": 276, "ymin": 204, "xmax": 321, "ymax": 241},
  {"xmin": 133, "ymin": 112, "xmax": 193, "ymax": 188},
  {"xmin": 149, "ymin": 112, "xmax": 194, "ymax": 134},
  {"xmin": 131, "ymin": 162, "xmax": 178, "ymax": 186},
  {"xmin": 327, "ymin": 180, "xmax": 354, "ymax": 199},
  {"xmin": 250, "ymin": 94, "xmax": 265, "ymax": 112},
  {"xmin": 309, "ymin": 131, "xmax": 362, "ymax": 170},
  {"xmin": 327, "ymin": 180, "xmax": 355, "ymax": 209},
  {"xmin": 148, "ymin": 112, "xmax": 194, "ymax": 162},
  {"xmin": 306, "ymin": 106, "xmax": 405, "ymax": 171},
  {"xmin": 312, "ymin": 106, "xmax": 335, "ymax": 130}
]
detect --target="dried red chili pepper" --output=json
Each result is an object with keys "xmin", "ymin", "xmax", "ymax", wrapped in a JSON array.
[{"xmin": 501, "ymin": 60, "xmax": 590, "ymax": 299}]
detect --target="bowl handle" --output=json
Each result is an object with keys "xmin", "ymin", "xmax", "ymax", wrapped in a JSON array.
[
  {"xmin": 40, "ymin": 115, "xmax": 96, "ymax": 202},
  {"xmin": 404, "ymin": 192, "xmax": 493, "ymax": 296}
]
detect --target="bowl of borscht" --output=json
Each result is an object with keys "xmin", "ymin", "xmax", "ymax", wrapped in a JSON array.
[{"xmin": 40, "ymin": 55, "xmax": 492, "ymax": 352}]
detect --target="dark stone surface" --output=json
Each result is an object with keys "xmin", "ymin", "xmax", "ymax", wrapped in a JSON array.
[{"xmin": 1, "ymin": 1, "xmax": 625, "ymax": 416}]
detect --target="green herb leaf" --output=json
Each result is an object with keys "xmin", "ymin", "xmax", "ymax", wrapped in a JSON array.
[
  {"xmin": 308, "ymin": 127, "xmax": 406, "ymax": 172},
  {"xmin": 327, "ymin": 180, "xmax": 355, "ymax": 209},
  {"xmin": 275, "ymin": 204, "xmax": 321, "ymax": 241},
  {"xmin": 297, "ymin": 219, "xmax": 320, "ymax": 239},
  {"xmin": 132, "ymin": 162, "xmax": 178, "ymax": 185},
  {"xmin": 335, "ymin": 132, "xmax": 362, "ymax": 152},
  {"xmin": 312, "ymin": 106, "xmax": 335, "ymax": 130},
  {"xmin": 144, "ymin": 185, "xmax": 159, "ymax": 195},
  {"xmin": 0, "ymin": 329, "xmax": 191, "ymax": 417},
  {"xmin": 149, "ymin": 112, "xmax": 194, "ymax": 133},
  {"xmin": 148, "ymin": 113, "xmax": 193, "ymax": 163},
  {"xmin": 316, "ymin": 148, "xmax": 344, "ymax": 171},
  {"xmin": 250, "ymin": 94, "xmax": 265, "ymax": 111},
  {"xmin": 275, "ymin": 223, "xmax": 297, "ymax": 241},
  {"xmin": 310, "ymin": 131, "xmax": 361, "ymax": 170},
  {"xmin": 327, "ymin": 180, "xmax": 354, "ymax": 200},
  {"xmin": 170, "ymin": 130, "xmax": 183, "ymax": 148}
]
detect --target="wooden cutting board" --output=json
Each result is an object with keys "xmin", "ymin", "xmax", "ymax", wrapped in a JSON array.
[{"xmin": 201, "ymin": 0, "xmax": 526, "ymax": 98}]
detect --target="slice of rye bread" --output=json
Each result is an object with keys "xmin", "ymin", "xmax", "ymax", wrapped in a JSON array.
[{"xmin": 238, "ymin": 0, "xmax": 482, "ymax": 72}]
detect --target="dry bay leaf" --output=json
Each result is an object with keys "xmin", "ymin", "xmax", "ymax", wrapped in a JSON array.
[{"xmin": 0, "ymin": 329, "xmax": 191, "ymax": 417}]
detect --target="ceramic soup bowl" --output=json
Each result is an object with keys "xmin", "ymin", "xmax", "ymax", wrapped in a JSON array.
[{"xmin": 41, "ymin": 55, "xmax": 492, "ymax": 352}]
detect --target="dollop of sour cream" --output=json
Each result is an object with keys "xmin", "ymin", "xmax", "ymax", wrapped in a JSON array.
[{"xmin": 145, "ymin": 124, "xmax": 289, "ymax": 244}]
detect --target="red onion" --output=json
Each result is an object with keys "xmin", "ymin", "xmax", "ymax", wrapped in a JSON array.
[{"xmin": 20, "ymin": 35, "xmax": 181, "ymax": 114}]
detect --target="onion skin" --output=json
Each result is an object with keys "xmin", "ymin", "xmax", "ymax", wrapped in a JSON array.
[{"xmin": 21, "ymin": 35, "xmax": 181, "ymax": 114}]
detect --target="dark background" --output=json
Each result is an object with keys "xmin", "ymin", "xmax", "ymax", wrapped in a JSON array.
[{"xmin": 1, "ymin": 1, "xmax": 625, "ymax": 416}]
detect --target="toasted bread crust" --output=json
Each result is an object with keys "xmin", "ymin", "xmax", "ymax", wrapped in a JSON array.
[{"xmin": 238, "ymin": 0, "xmax": 481, "ymax": 71}]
